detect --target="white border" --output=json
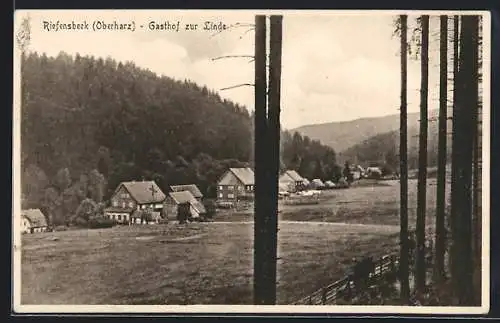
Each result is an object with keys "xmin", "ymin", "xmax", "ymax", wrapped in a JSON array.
[{"xmin": 12, "ymin": 9, "xmax": 491, "ymax": 315}]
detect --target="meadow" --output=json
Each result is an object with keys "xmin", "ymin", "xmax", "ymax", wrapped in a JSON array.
[{"xmin": 21, "ymin": 179, "xmax": 443, "ymax": 305}]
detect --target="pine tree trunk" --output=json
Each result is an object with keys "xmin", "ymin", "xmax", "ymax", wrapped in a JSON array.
[
  {"xmin": 264, "ymin": 15, "xmax": 283, "ymax": 305},
  {"xmin": 398, "ymin": 14, "xmax": 410, "ymax": 303},
  {"xmin": 434, "ymin": 15, "xmax": 448, "ymax": 284},
  {"xmin": 449, "ymin": 15, "xmax": 460, "ymax": 291},
  {"xmin": 451, "ymin": 14, "xmax": 478, "ymax": 306},
  {"xmin": 253, "ymin": 15, "xmax": 268, "ymax": 305},
  {"xmin": 415, "ymin": 15, "xmax": 430, "ymax": 296}
]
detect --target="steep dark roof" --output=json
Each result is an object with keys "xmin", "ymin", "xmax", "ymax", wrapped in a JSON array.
[
  {"xmin": 285, "ymin": 170, "xmax": 304, "ymax": 182},
  {"xmin": 169, "ymin": 191, "xmax": 207, "ymax": 214},
  {"xmin": 229, "ymin": 167, "xmax": 255, "ymax": 185},
  {"xmin": 169, "ymin": 191, "xmax": 196, "ymax": 204},
  {"xmin": 118, "ymin": 181, "xmax": 166, "ymax": 204},
  {"xmin": 190, "ymin": 199, "xmax": 207, "ymax": 214},
  {"xmin": 170, "ymin": 184, "xmax": 203, "ymax": 199},
  {"xmin": 21, "ymin": 209, "xmax": 47, "ymax": 227}
]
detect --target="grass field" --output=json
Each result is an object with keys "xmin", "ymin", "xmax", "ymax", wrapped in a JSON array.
[{"xmin": 21, "ymin": 178, "xmax": 444, "ymax": 305}]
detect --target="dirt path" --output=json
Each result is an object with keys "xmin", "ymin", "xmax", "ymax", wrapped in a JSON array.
[{"xmin": 207, "ymin": 220, "xmax": 398, "ymax": 230}]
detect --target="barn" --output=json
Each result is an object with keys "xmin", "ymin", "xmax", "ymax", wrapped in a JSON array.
[
  {"xmin": 21, "ymin": 209, "xmax": 48, "ymax": 234},
  {"xmin": 170, "ymin": 184, "xmax": 204, "ymax": 201},
  {"xmin": 165, "ymin": 190, "xmax": 207, "ymax": 221},
  {"xmin": 279, "ymin": 170, "xmax": 305, "ymax": 192}
]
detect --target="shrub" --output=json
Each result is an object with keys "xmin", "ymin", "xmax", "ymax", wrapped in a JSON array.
[{"xmin": 87, "ymin": 217, "xmax": 116, "ymax": 229}]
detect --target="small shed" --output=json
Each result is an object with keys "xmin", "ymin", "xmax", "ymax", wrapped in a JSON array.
[{"xmin": 167, "ymin": 191, "xmax": 207, "ymax": 221}]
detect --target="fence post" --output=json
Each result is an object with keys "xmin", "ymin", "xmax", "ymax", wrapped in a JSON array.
[
  {"xmin": 322, "ymin": 288, "xmax": 327, "ymax": 304},
  {"xmin": 346, "ymin": 280, "xmax": 352, "ymax": 300},
  {"xmin": 308, "ymin": 295, "xmax": 312, "ymax": 305}
]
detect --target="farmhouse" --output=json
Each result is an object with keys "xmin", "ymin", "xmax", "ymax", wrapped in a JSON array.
[
  {"xmin": 216, "ymin": 167, "xmax": 255, "ymax": 202},
  {"xmin": 104, "ymin": 180, "xmax": 166, "ymax": 224},
  {"xmin": 165, "ymin": 190, "xmax": 207, "ymax": 221},
  {"xmin": 21, "ymin": 208, "xmax": 48, "ymax": 234},
  {"xmin": 279, "ymin": 170, "xmax": 305, "ymax": 192},
  {"xmin": 170, "ymin": 184, "xmax": 203, "ymax": 201}
]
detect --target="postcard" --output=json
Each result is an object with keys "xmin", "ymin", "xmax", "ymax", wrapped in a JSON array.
[{"xmin": 12, "ymin": 9, "xmax": 490, "ymax": 315}]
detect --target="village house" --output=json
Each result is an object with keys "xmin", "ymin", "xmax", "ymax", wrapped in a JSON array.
[
  {"xmin": 311, "ymin": 178, "xmax": 326, "ymax": 189},
  {"xmin": 164, "ymin": 190, "xmax": 207, "ymax": 221},
  {"xmin": 366, "ymin": 166, "xmax": 383, "ymax": 179},
  {"xmin": 350, "ymin": 165, "xmax": 365, "ymax": 180},
  {"xmin": 21, "ymin": 208, "xmax": 48, "ymax": 234},
  {"xmin": 216, "ymin": 167, "xmax": 255, "ymax": 202},
  {"xmin": 170, "ymin": 184, "xmax": 203, "ymax": 202},
  {"xmin": 104, "ymin": 180, "xmax": 166, "ymax": 224},
  {"xmin": 279, "ymin": 170, "xmax": 305, "ymax": 192}
]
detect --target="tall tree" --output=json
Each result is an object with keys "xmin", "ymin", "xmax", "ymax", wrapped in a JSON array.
[
  {"xmin": 398, "ymin": 14, "xmax": 410, "ymax": 303},
  {"xmin": 451, "ymin": 14, "xmax": 479, "ymax": 306},
  {"xmin": 434, "ymin": 15, "xmax": 448, "ymax": 283},
  {"xmin": 415, "ymin": 15, "xmax": 430, "ymax": 296},
  {"xmin": 449, "ymin": 15, "xmax": 460, "ymax": 288},
  {"xmin": 253, "ymin": 14, "xmax": 268, "ymax": 306},
  {"xmin": 264, "ymin": 14, "xmax": 283, "ymax": 305}
]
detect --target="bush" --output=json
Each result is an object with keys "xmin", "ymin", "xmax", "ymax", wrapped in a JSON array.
[{"xmin": 87, "ymin": 217, "xmax": 116, "ymax": 229}]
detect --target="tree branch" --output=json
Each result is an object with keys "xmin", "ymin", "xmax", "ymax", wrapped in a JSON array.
[
  {"xmin": 220, "ymin": 83, "xmax": 254, "ymax": 91},
  {"xmin": 211, "ymin": 55, "xmax": 254, "ymax": 62}
]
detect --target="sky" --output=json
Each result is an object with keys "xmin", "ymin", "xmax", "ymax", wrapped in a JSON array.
[{"xmin": 16, "ymin": 10, "xmax": 456, "ymax": 129}]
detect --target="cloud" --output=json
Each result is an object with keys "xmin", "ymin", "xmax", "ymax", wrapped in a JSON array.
[{"xmin": 19, "ymin": 10, "xmax": 444, "ymax": 129}]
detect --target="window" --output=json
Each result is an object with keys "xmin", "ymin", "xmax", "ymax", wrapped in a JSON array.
[
  {"xmin": 238, "ymin": 186, "xmax": 243, "ymax": 191},
  {"xmin": 128, "ymin": 201, "xmax": 134, "ymax": 208},
  {"xmin": 228, "ymin": 185, "xmax": 234, "ymax": 191},
  {"xmin": 219, "ymin": 193, "xmax": 223, "ymax": 198},
  {"xmin": 122, "ymin": 202, "xmax": 126, "ymax": 208},
  {"xmin": 228, "ymin": 193, "xmax": 234, "ymax": 199},
  {"xmin": 118, "ymin": 214, "xmax": 122, "ymax": 221},
  {"xmin": 219, "ymin": 185, "xmax": 223, "ymax": 190}
]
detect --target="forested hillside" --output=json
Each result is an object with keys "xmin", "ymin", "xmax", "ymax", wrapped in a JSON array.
[
  {"xmin": 339, "ymin": 119, "xmax": 453, "ymax": 172},
  {"xmin": 20, "ymin": 51, "xmax": 339, "ymax": 225}
]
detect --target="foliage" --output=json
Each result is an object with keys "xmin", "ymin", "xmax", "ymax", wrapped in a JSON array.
[{"xmin": 87, "ymin": 216, "xmax": 116, "ymax": 229}]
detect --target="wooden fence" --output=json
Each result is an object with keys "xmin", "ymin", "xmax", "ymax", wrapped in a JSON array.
[{"xmin": 294, "ymin": 234, "xmax": 435, "ymax": 305}]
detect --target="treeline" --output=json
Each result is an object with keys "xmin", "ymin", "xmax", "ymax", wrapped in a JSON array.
[
  {"xmin": 20, "ymin": 51, "xmax": 340, "ymax": 225},
  {"xmin": 281, "ymin": 131, "xmax": 341, "ymax": 181},
  {"xmin": 340, "ymin": 121, "xmax": 452, "ymax": 173}
]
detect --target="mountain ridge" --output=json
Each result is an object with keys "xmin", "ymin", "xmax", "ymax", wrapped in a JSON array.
[{"xmin": 292, "ymin": 109, "xmax": 440, "ymax": 153}]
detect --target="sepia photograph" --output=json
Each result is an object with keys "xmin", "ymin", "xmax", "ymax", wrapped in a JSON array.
[{"xmin": 12, "ymin": 9, "xmax": 490, "ymax": 314}]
